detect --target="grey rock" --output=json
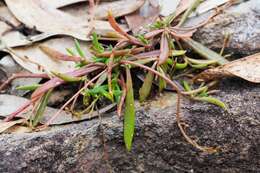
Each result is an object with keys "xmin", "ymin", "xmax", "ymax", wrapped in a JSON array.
[
  {"xmin": 194, "ymin": 0, "xmax": 260, "ymax": 56},
  {"xmin": 0, "ymin": 79, "xmax": 259, "ymax": 173}
]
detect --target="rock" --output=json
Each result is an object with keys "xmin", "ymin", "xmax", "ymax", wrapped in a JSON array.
[
  {"xmin": 194, "ymin": 0, "xmax": 260, "ymax": 56},
  {"xmin": 0, "ymin": 79, "xmax": 259, "ymax": 173}
]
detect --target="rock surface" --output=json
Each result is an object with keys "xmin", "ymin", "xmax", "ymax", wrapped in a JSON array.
[
  {"xmin": 194, "ymin": 0, "xmax": 260, "ymax": 56},
  {"xmin": 0, "ymin": 79, "xmax": 259, "ymax": 173}
]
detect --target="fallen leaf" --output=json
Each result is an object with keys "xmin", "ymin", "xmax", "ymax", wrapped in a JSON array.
[
  {"xmin": 4, "ymin": 37, "xmax": 92, "ymax": 74},
  {"xmin": 195, "ymin": 53, "xmax": 260, "ymax": 83},
  {"xmin": 0, "ymin": 5, "xmax": 62, "ymax": 48},
  {"xmin": 4, "ymin": 125, "xmax": 32, "ymax": 134},
  {"xmin": 125, "ymin": 0, "xmax": 160, "ymax": 33},
  {"xmin": 59, "ymin": 0, "xmax": 144, "ymax": 20},
  {"xmin": 0, "ymin": 94, "xmax": 116, "ymax": 125},
  {"xmin": 4, "ymin": 0, "xmax": 120, "ymax": 40},
  {"xmin": 0, "ymin": 119, "xmax": 25, "ymax": 133},
  {"xmin": 1, "ymin": 32, "xmax": 57, "ymax": 48},
  {"xmin": 189, "ymin": 0, "xmax": 229, "ymax": 17},
  {"xmin": 41, "ymin": 0, "xmax": 87, "ymax": 9},
  {"xmin": 174, "ymin": 0, "xmax": 192, "ymax": 17},
  {"xmin": 0, "ymin": 4, "xmax": 20, "ymax": 34},
  {"xmin": 92, "ymin": 0, "xmax": 144, "ymax": 20},
  {"xmin": 159, "ymin": 0, "xmax": 180, "ymax": 16},
  {"xmin": 45, "ymin": 0, "xmax": 120, "ymax": 9}
]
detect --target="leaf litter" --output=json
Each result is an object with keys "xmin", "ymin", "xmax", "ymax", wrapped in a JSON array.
[{"xmin": 0, "ymin": 0, "xmax": 258, "ymax": 153}]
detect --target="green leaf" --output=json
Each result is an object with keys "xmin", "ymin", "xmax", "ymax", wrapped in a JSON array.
[
  {"xmin": 157, "ymin": 66, "xmax": 167, "ymax": 92},
  {"xmin": 66, "ymin": 48, "xmax": 75, "ymax": 56},
  {"xmin": 16, "ymin": 84, "xmax": 41, "ymax": 91},
  {"xmin": 32, "ymin": 89, "xmax": 52, "ymax": 127},
  {"xmin": 183, "ymin": 80, "xmax": 191, "ymax": 92},
  {"xmin": 172, "ymin": 50, "xmax": 186, "ymax": 56},
  {"xmin": 136, "ymin": 34, "xmax": 149, "ymax": 45},
  {"xmin": 178, "ymin": 0, "xmax": 202, "ymax": 26},
  {"xmin": 182, "ymin": 38, "xmax": 229, "ymax": 65},
  {"xmin": 124, "ymin": 67, "xmax": 135, "ymax": 151},
  {"xmin": 194, "ymin": 96, "xmax": 227, "ymax": 110},
  {"xmin": 139, "ymin": 71, "xmax": 154, "ymax": 102},
  {"xmin": 52, "ymin": 71, "xmax": 85, "ymax": 82},
  {"xmin": 74, "ymin": 39, "xmax": 85, "ymax": 58},
  {"xmin": 92, "ymin": 32, "xmax": 104, "ymax": 53}
]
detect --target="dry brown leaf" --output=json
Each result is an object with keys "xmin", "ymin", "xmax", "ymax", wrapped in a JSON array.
[
  {"xmin": 1, "ymin": 32, "xmax": 58, "ymax": 48},
  {"xmin": 45, "ymin": 0, "xmax": 119, "ymax": 9},
  {"xmin": 195, "ymin": 53, "xmax": 260, "ymax": 83},
  {"xmin": 0, "ymin": 94, "xmax": 116, "ymax": 125},
  {"xmin": 175, "ymin": 0, "xmax": 192, "ymax": 17},
  {"xmin": 4, "ymin": 0, "xmax": 120, "ymax": 40},
  {"xmin": 159, "ymin": 0, "xmax": 180, "ymax": 16},
  {"xmin": 41, "ymin": 0, "xmax": 87, "ymax": 9},
  {"xmin": 62, "ymin": 0, "xmax": 145, "ymax": 20},
  {"xmin": 0, "ymin": 119, "xmax": 25, "ymax": 133},
  {"xmin": 4, "ymin": 125, "xmax": 32, "ymax": 134},
  {"xmin": 93, "ymin": 0, "xmax": 144, "ymax": 19},
  {"xmin": 125, "ymin": 0, "xmax": 160, "ymax": 33},
  {"xmin": 3, "ymin": 37, "xmax": 92, "ymax": 74},
  {"xmin": 0, "ymin": 4, "xmax": 20, "ymax": 34},
  {"xmin": 189, "ymin": 0, "xmax": 230, "ymax": 17}
]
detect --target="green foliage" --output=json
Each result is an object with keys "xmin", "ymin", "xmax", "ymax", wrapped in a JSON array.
[
  {"xmin": 91, "ymin": 32, "xmax": 104, "ymax": 53},
  {"xmin": 124, "ymin": 67, "xmax": 135, "ymax": 151},
  {"xmin": 139, "ymin": 70, "xmax": 154, "ymax": 102},
  {"xmin": 16, "ymin": 84, "xmax": 41, "ymax": 91},
  {"xmin": 31, "ymin": 89, "xmax": 52, "ymax": 127},
  {"xmin": 136, "ymin": 34, "xmax": 149, "ymax": 45},
  {"xmin": 74, "ymin": 39, "xmax": 85, "ymax": 58}
]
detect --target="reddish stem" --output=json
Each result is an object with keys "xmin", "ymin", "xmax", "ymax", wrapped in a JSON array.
[
  {"xmin": 117, "ymin": 75, "xmax": 126, "ymax": 117},
  {"xmin": 0, "ymin": 73, "xmax": 49, "ymax": 91}
]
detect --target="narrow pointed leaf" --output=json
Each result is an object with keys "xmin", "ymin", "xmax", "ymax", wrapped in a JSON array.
[
  {"xmin": 182, "ymin": 38, "xmax": 229, "ymax": 65},
  {"xmin": 74, "ymin": 39, "xmax": 85, "ymax": 58},
  {"xmin": 158, "ymin": 32, "xmax": 170, "ymax": 65},
  {"xmin": 124, "ymin": 67, "xmax": 135, "ymax": 151},
  {"xmin": 51, "ymin": 71, "xmax": 85, "ymax": 82},
  {"xmin": 139, "ymin": 63, "xmax": 156, "ymax": 102},
  {"xmin": 32, "ymin": 89, "xmax": 52, "ymax": 127},
  {"xmin": 194, "ymin": 96, "xmax": 227, "ymax": 110},
  {"xmin": 16, "ymin": 84, "xmax": 41, "ymax": 91},
  {"xmin": 40, "ymin": 45, "xmax": 82, "ymax": 62}
]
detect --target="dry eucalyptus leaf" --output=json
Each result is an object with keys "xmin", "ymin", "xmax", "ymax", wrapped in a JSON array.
[
  {"xmin": 0, "ymin": 94, "xmax": 71, "ymax": 125},
  {"xmin": 45, "ymin": 0, "xmax": 118, "ymax": 9},
  {"xmin": 4, "ymin": 37, "xmax": 92, "ymax": 74},
  {"xmin": 4, "ymin": 0, "xmax": 119, "ymax": 40},
  {"xmin": 4, "ymin": 125, "xmax": 32, "ymax": 134},
  {"xmin": 0, "ymin": 94, "xmax": 116, "ymax": 125},
  {"xmin": 62, "ymin": 0, "xmax": 145, "ymax": 20},
  {"xmin": 0, "ymin": 5, "xmax": 65, "ymax": 48},
  {"xmin": 159, "ymin": 0, "xmax": 180, "ymax": 16},
  {"xmin": 2, "ymin": 32, "xmax": 57, "ymax": 48},
  {"xmin": 189, "ymin": 0, "xmax": 229, "ymax": 17},
  {"xmin": 125, "ymin": 0, "xmax": 160, "ymax": 33},
  {"xmin": 195, "ymin": 53, "xmax": 260, "ymax": 83},
  {"xmin": 0, "ymin": 4, "xmax": 20, "ymax": 34},
  {"xmin": 0, "ymin": 119, "xmax": 25, "ymax": 134},
  {"xmin": 93, "ymin": 0, "xmax": 144, "ymax": 19},
  {"xmin": 41, "ymin": 0, "xmax": 87, "ymax": 9}
]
